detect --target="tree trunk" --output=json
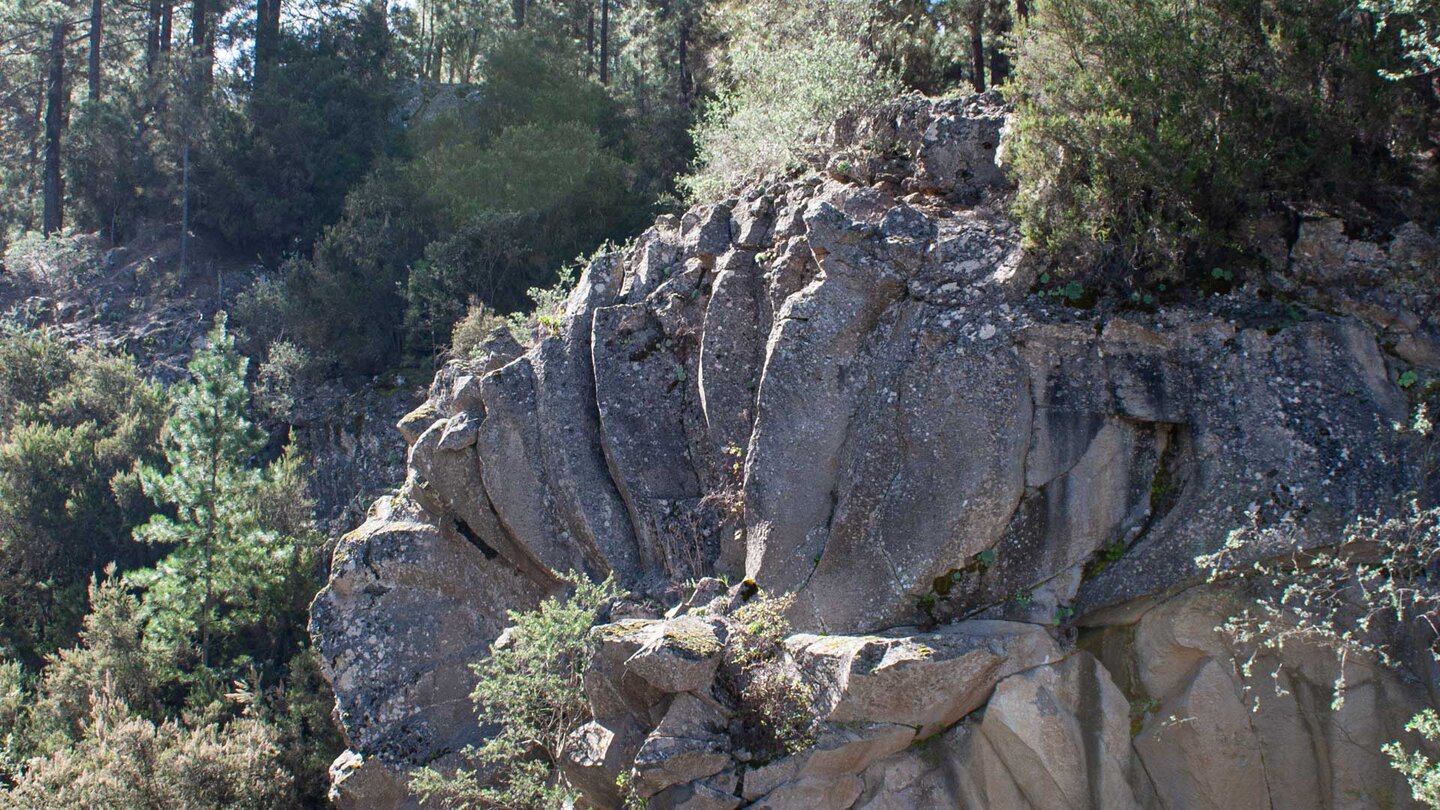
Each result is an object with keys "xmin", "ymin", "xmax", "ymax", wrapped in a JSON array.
[
  {"xmin": 512, "ymin": 0, "xmax": 524, "ymax": 28},
  {"xmin": 254, "ymin": 0, "xmax": 280, "ymax": 87},
  {"xmin": 192, "ymin": 0, "xmax": 212, "ymax": 81},
  {"xmin": 42, "ymin": 22, "xmax": 67, "ymax": 237},
  {"xmin": 1016, "ymin": 0, "xmax": 1029, "ymax": 21},
  {"xmin": 587, "ymin": 2, "xmax": 595, "ymax": 77},
  {"xmin": 88, "ymin": 0, "xmax": 103, "ymax": 100},
  {"xmin": 161, "ymin": 1, "xmax": 173, "ymax": 53},
  {"xmin": 969, "ymin": 3, "xmax": 986, "ymax": 92},
  {"xmin": 678, "ymin": 14, "xmax": 690, "ymax": 105},
  {"xmin": 147, "ymin": 0, "xmax": 161, "ymax": 72},
  {"xmin": 180, "ymin": 140, "xmax": 190, "ymax": 276},
  {"xmin": 599, "ymin": 0, "xmax": 610, "ymax": 85}
]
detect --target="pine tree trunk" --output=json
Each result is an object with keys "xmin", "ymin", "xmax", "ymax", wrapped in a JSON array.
[
  {"xmin": 192, "ymin": 0, "xmax": 212, "ymax": 82},
  {"xmin": 180, "ymin": 140, "xmax": 190, "ymax": 277},
  {"xmin": 969, "ymin": 3, "xmax": 986, "ymax": 92},
  {"xmin": 599, "ymin": 0, "xmax": 610, "ymax": 85},
  {"xmin": 1016, "ymin": 0, "xmax": 1028, "ymax": 21},
  {"xmin": 147, "ymin": 0, "xmax": 161, "ymax": 73},
  {"xmin": 42, "ymin": 22, "xmax": 67, "ymax": 237},
  {"xmin": 161, "ymin": 1, "xmax": 173, "ymax": 53},
  {"xmin": 88, "ymin": 0, "xmax": 103, "ymax": 100},
  {"xmin": 678, "ymin": 15, "xmax": 690, "ymax": 105},
  {"xmin": 587, "ymin": 2, "xmax": 595, "ymax": 77},
  {"xmin": 512, "ymin": 0, "xmax": 525, "ymax": 28},
  {"xmin": 254, "ymin": 0, "xmax": 280, "ymax": 88}
]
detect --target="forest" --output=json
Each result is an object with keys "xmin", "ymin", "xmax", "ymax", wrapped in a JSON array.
[{"xmin": 0, "ymin": 0, "xmax": 1438, "ymax": 806}]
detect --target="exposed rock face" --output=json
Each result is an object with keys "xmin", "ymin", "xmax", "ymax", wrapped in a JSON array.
[{"xmin": 310, "ymin": 93, "xmax": 1438, "ymax": 808}]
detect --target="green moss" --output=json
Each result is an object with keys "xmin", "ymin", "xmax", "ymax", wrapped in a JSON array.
[{"xmin": 663, "ymin": 619, "xmax": 723, "ymax": 658}]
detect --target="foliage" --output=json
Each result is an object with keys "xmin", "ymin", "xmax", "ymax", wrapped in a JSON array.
[
  {"xmin": 1365, "ymin": 0, "xmax": 1440, "ymax": 77},
  {"xmin": 682, "ymin": 0, "xmax": 899, "ymax": 200},
  {"xmin": 23, "ymin": 568, "xmax": 159, "ymax": 756},
  {"xmin": 720, "ymin": 592, "xmax": 816, "ymax": 761},
  {"xmin": 1198, "ymin": 499, "xmax": 1439, "ymax": 693},
  {"xmin": 0, "ymin": 317, "xmax": 337, "ymax": 806},
  {"xmin": 2, "ymin": 687, "xmax": 295, "ymax": 809},
  {"xmin": 1199, "ymin": 494, "xmax": 1440, "ymax": 803},
  {"xmin": 1007, "ymin": 0, "xmax": 1438, "ymax": 279},
  {"xmin": 254, "ymin": 340, "xmax": 314, "ymax": 421},
  {"xmin": 0, "ymin": 327, "xmax": 165, "ymax": 665},
  {"xmin": 411, "ymin": 574, "xmax": 624, "ymax": 810},
  {"xmin": 130, "ymin": 315, "xmax": 318, "ymax": 678},
  {"xmin": 1, "ymin": 232, "xmax": 101, "ymax": 291},
  {"xmin": 196, "ymin": 7, "xmax": 397, "ymax": 259},
  {"xmin": 1386, "ymin": 709, "xmax": 1440, "ymax": 808},
  {"xmin": 280, "ymin": 164, "xmax": 433, "ymax": 374},
  {"xmin": 450, "ymin": 303, "xmax": 513, "ymax": 360}
]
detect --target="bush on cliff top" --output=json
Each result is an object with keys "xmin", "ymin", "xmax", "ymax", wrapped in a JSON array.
[
  {"xmin": 1007, "ymin": 0, "xmax": 1438, "ymax": 279},
  {"xmin": 682, "ymin": 0, "xmax": 900, "ymax": 200}
]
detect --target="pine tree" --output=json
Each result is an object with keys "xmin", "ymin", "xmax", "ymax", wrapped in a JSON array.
[{"xmin": 132, "ymin": 313, "xmax": 287, "ymax": 671}]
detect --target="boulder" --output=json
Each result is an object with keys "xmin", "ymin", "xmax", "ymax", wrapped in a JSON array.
[{"xmin": 790, "ymin": 620, "xmax": 1061, "ymax": 737}]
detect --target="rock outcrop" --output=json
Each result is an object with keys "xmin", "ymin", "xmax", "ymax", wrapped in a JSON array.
[{"xmin": 310, "ymin": 93, "xmax": 1438, "ymax": 808}]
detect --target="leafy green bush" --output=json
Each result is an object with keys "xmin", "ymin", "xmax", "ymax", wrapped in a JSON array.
[
  {"xmin": 280, "ymin": 165, "xmax": 434, "ymax": 374},
  {"xmin": 3, "ymin": 688, "xmax": 294, "ymax": 809},
  {"xmin": 1, "ymin": 233, "xmax": 102, "ymax": 291},
  {"xmin": 195, "ymin": 5, "xmax": 396, "ymax": 259},
  {"xmin": 0, "ymin": 328, "xmax": 165, "ymax": 664},
  {"xmin": 450, "ymin": 304, "xmax": 514, "ymax": 360},
  {"xmin": 411, "ymin": 574, "xmax": 624, "ymax": 810},
  {"xmin": 682, "ymin": 0, "xmax": 899, "ymax": 200},
  {"xmin": 1007, "ymin": 0, "xmax": 1437, "ymax": 278}
]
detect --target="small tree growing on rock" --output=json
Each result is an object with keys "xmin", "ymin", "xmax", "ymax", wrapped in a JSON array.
[{"xmin": 411, "ymin": 574, "xmax": 624, "ymax": 810}]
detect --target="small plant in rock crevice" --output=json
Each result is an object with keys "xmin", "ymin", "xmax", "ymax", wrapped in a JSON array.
[{"xmin": 716, "ymin": 593, "xmax": 817, "ymax": 762}]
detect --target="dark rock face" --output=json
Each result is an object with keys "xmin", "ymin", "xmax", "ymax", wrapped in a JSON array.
[{"xmin": 310, "ymin": 94, "xmax": 1438, "ymax": 808}]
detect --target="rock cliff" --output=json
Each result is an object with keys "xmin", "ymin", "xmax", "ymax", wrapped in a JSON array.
[{"xmin": 310, "ymin": 94, "xmax": 1439, "ymax": 808}]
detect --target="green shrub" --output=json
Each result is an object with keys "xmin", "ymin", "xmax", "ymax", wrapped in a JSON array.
[
  {"xmin": 682, "ymin": 0, "xmax": 900, "ymax": 200},
  {"xmin": 411, "ymin": 574, "xmax": 624, "ymax": 810},
  {"xmin": 1, "ymin": 232, "xmax": 102, "ymax": 291},
  {"xmin": 0, "ymin": 329, "xmax": 165, "ymax": 665},
  {"xmin": 1007, "ymin": 0, "xmax": 1436, "ymax": 278},
  {"xmin": 2, "ymin": 689, "xmax": 294, "ymax": 809},
  {"xmin": 720, "ymin": 593, "xmax": 816, "ymax": 761},
  {"xmin": 1386, "ymin": 709, "xmax": 1440, "ymax": 808},
  {"xmin": 450, "ymin": 304, "xmax": 513, "ymax": 360}
]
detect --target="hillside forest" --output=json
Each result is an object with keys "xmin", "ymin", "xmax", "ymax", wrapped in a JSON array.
[{"xmin": 0, "ymin": 0, "xmax": 1437, "ymax": 806}]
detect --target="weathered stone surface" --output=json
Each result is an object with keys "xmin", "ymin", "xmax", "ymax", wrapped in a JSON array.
[
  {"xmin": 562, "ymin": 721, "xmax": 639, "ymax": 809},
  {"xmin": 328, "ymin": 750, "xmax": 410, "ymax": 810},
  {"xmin": 1115, "ymin": 587, "xmax": 1430, "ymax": 810},
  {"xmin": 633, "ymin": 694, "xmax": 733, "ymax": 796},
  {"xmin": 790, "ymin": 620, "xmax": 1060, "ymax": 737},
  {"xmin": 741, "ymin": 723, "xmax": 915, "ymax": 802},
  {"xmin": 625, "ymin": 615, "xmax": 728, "ymax": 695},
  {"xmin": 312, "ymin": 93, "xmax": 1436, "ymax": 809},
  {"xmin": 310, "ymin": 496, "xmax": 547, "ymax": 802}
]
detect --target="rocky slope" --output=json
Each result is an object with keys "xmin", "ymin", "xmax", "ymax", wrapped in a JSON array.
[{"xmin": 310, "ymin": 93, "xmax": 1440, "ymax": 808}]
